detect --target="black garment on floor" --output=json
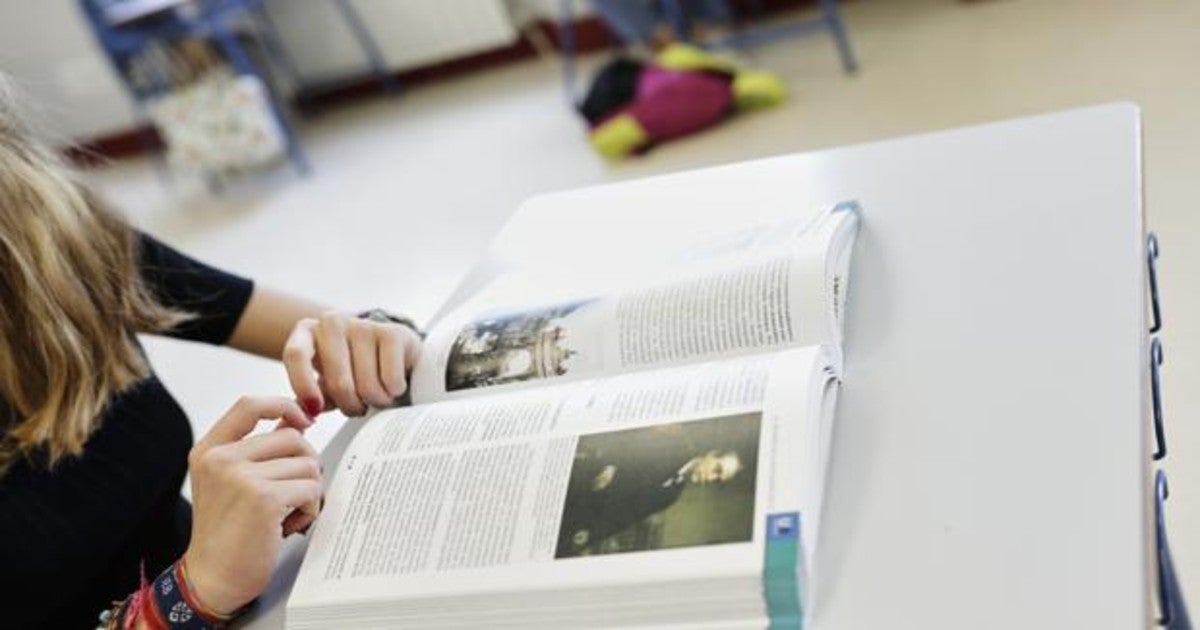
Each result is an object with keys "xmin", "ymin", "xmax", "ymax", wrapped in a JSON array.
[
  {"xmin": 0, "ymin": 234, "xmax": 254, "ymax": 629},
  {"xmin": 578, "ymin": 57, "xmax": 645, "ymax": 126}
]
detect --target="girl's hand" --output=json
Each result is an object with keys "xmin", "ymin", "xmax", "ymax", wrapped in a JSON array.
[
  {"xmin": 283, "ymin": 312, "xmax": 422, "ymax": 417},
  {"xmin": 183, "ymin": 396, "xmax": 322, "ymax": 615}
]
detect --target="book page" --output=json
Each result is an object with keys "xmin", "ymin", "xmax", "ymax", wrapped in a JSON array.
[
  {"xmin": 410, "ymin": 203, "xmax": 857, "ymax": 404},
  {"xmin": 288, "ymin": 347, "xmax": 837, "ymax": 616}
]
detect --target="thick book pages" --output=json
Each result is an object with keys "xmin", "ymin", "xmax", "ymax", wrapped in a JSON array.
[
  {"xmin": 287, "ymin": 202, "xmax": 859, "ymax": 629},
  {"xmin": 411, "ymin": 203, "xmax": 858, "ymax": 404},
  {"xmin": 288, "ymin": 349, "xmax": 838, "ymax": 629}
]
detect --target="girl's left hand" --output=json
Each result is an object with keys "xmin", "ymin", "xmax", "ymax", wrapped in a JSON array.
[{"xmin": 283, "ymin": 312, "xmax": 422, "ymax": 417}]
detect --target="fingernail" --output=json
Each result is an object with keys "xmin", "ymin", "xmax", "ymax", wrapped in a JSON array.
[{"xmin": 303, "ymin": 397, "xmax": 323, "ymax": 418}]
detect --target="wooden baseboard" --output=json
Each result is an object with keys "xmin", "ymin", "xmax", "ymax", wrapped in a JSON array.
[{"xmin": 67, "ymin": 124, "xmax": 163, "ymax": 166}]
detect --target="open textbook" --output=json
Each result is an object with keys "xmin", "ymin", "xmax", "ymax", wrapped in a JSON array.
[{"xmin": 286, "ymin": 201, "xmax": 860, "ymax": 629}]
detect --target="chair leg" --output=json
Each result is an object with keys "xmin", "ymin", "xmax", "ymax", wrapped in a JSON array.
[
  {"xmin": 250, "ymin": 4, "xmax": 306, "ymax": 93},
  {"xmin": 127, "ymin": 76, "xmax": 176, "ymax": 187},
  {"xmin": 211, "ymin": 21, "xmax": 311, "ymax": 176},
  {"xmin": 658, "ymin": 0, "xmax": 690, "ymax": 42},
  {"xmin": 590, "ymin": 0, "xmax": 657, "ymax": 46},
  {"xmin": 332, "ymin": 0, "xmax": 400, "ymax": 94},
  {"xmin": 820, "ymin": 0, "xmax": 858, "ymax": 74},
  {"xmin": 559, "ymin": 0, "xmax": 579, "ymax": 106}
]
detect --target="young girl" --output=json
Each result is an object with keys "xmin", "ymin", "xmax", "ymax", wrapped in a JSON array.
[{"xmin": 0, "ymin": 84, "xmax": 421, "ymax": 628}]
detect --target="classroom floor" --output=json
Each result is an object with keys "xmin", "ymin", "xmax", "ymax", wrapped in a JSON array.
[{"xmin": 85, "ymin": 0, "xmax": 1200, "ymax": 611}]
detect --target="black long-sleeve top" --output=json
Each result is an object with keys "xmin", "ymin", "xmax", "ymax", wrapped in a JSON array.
[{"xmin": 0, "ymin": 234, "xmax": 255, "ymax": 629}]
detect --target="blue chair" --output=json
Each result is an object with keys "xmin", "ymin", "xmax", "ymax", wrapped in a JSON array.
[
  {"xmin": 79, "ymin": 0, "xmax": 400, "ymax": 176},
  {"xmin": 558, "ymin": 0, "xmax": 858, "ymax": 104}
]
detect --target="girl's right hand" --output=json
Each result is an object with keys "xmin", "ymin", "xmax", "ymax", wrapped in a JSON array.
[{"xmin": 182, "ymin": 396, "xmax": 323, "ymax": 616}]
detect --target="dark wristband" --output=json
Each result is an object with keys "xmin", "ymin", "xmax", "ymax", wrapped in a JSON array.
[
  {"xmin": 99, "ymin": 559, "xmax": 233, "ymax": 630},
  {"xmin": 357, "ymin": 308, "xmax": 425, "ymax": 339},
  {"xmin": 150, "ymin": 560, "xmax": 231, "ymax": 629}
]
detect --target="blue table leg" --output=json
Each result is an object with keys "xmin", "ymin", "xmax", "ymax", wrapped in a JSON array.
[
  {"xmin": 250, "ymin": 3, "xmax": 306, "ymax": 92},
  {"xmin": 821, "ymin": 0, "xmax": 858, "ymax": 74},
  {"xmin": 559, "ymin": 0, "xmax": 578, "ymax": 106},
  {"xmin": 332, "ymin": 0, "xmax": 400, "ymax": 94},
  {"xmin": 659, "ymin": 0, "xmax": 690, "ymax": 42}
]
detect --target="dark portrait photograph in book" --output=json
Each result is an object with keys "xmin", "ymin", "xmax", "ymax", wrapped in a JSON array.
[{"xmin": 556, "ymin": 412, "xmax": 762, "ymax": 558}]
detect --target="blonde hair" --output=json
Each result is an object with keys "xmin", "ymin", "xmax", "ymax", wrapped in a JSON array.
[{"xmin": 0, "ymin": 80, "xmax": 189, "ymax": 473}]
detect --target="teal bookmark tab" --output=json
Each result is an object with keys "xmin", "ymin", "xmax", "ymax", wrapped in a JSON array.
[{"xmin": 764, "ymin": 512, "xmax": 803, "ymax": 629}]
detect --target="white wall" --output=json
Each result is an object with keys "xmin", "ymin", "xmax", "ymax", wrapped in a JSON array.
[
  {"xmin": 261, "ymin": 0, "xmax": 516, "ymax": 85},
  {"xmin": 0, "ymin": 2, "xmax": 136, "ymax": 140},
  {"xmin": 514, "ymin": 0, "xmax": 593, "ymax": 21}
]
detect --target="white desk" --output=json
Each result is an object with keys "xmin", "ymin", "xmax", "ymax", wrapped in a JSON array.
[{"xmin": 239, "ymin": 103, "xmax": 1153, "ymax": 629}]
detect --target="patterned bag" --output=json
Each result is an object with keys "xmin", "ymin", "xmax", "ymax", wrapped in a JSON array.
[{"xmin": 147, "ymin": 69, "xmax": 286, "ymax": 172}]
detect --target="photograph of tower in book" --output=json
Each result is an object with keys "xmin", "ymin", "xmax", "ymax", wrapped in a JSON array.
[
  {"xmin": 445, "ymin": 299, "xmax": 596, "ymax": 391},
  {"xmin": 556, "ymin": 412, "xmax": 761, "ymax": 558}
]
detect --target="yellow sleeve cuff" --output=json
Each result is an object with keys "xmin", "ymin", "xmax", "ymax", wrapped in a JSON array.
[
  {"xmin": 590, "ymin": 114, "xmax": 650, "ymax": 159},
  {"xmin": 656, "ymin": 43, "xmax": 741, "ymax": 74}
]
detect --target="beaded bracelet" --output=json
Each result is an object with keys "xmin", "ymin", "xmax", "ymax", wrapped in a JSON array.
[{"xmin": 99, "ymin": 557, "xmax": 233, "ymax": 630}]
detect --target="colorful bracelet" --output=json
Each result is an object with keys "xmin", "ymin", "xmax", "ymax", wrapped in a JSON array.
[{"xmin": 99, "ymin": 558, "xmax": 233, "ymax": 630}]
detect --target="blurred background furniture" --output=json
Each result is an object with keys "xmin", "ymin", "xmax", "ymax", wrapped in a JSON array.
[
  {"xmin": 79, "ymin": 0, "xmax": 401, "ymax": 175},
  {"xmin": 557, "ymin": 0, "xmax": 858, "ymax": 104}
]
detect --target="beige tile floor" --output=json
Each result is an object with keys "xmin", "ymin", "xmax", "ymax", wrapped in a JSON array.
[{"xmin": 84, "ymin": 0, "xmax": 1200, "ymax": 614}]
